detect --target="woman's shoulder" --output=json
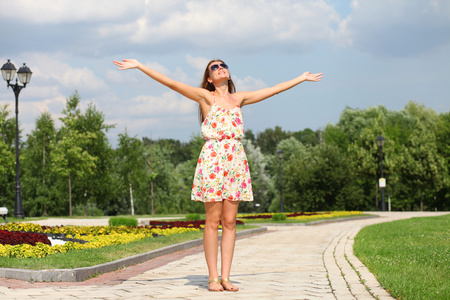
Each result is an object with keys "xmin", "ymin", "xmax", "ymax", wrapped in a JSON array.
[{"xmin": 232, "ymin": 92, "xmax": 246, "ymax": 106}]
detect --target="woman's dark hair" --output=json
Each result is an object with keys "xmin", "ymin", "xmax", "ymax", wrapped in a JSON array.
[{"xmin": 198, "ymin": 59, "xmax": 236, "ymax": 124}]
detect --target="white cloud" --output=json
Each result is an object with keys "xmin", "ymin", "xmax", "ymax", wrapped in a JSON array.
[
  {"xmin": 101, "ymin": 0, "xmax": 340, "ymax": 51},
  {"xmin": 25, "ymin": 53, "xmax": 109, "ymax": 96},
  {"xmin": 235, "ymin": 76, "xmax": 267, "ymax": 92},
  {"xmin": 335, "ymin": 0, "xmax": 450, "ymax": 57},
  {"xmin": 0, "ymin": 0, "xmax": 143, "ymax": 24},
  {"xmin": 118, "ymin": 91, "xmax": 197, "ymax": 119},
  {"xmin": 186, "ymin": 55, "xmax": 210, "ymax": 72}
]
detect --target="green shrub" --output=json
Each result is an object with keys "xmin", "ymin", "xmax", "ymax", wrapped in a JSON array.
[
  {"xmin": 109, "ymin": 217, "xmax": 138, "ymax": 227},
  {"xmin": 272, "ymin": 213, "xmax": 287, "ymax": 221},
  {"xmin": 186, "ymin": 213, "xmax": 202, "ymax": 221}
]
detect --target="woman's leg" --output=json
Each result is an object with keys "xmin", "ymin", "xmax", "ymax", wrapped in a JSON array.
[
  {"xmin": 220, "ymin": 200, "xmax": 239, "ymax": 291},
  {"xmin": 204, "ymin": 202, "xmax": 223, "ymax": 290}
]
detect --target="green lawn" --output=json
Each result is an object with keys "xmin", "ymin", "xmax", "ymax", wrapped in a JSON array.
[
  {"xmin": 239, "ymin": 213, "xmax": 373, "ymax": 224},
  {"xmin": 354, "ymin": 214, "xmax": 450, "ymax": 300},
  {"xmin": 0, "ymin": 225, "xmax": 257, "ymax": 270}
]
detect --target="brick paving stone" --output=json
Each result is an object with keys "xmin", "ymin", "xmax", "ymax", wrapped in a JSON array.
[{"xmin": 1, "ymin": 212, "xmax": 448, "ymax": 299}]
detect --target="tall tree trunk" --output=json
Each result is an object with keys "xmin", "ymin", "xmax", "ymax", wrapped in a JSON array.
[
  {"xmin": 68, "ymin": 171, "xmax": 72, "ymax": 217},
  {"xmin": 151, "ymin": 180, "xmax": 154, "ymax": 215},
  {"xmin": 130, "ymin": 183, "xmax": 135, "ymax": 215},
  {"xmin": 420, "ymin": 188, "xmax": 423, "ymax": 212},
  {"xmin": 42, "ymin": 137, "xmax": 47, "ymax": 217},
  {"xmin": 84, "ymin": 190, "xmax": 88, "ymax": 216},
  {"xmin": 375, "ymin": 181, "xmax": 379, "ymax": 211}
]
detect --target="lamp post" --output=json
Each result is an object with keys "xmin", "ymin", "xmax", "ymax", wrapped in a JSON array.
[
  {"xmin": 277, "ymin": 149, "xmax": 284, "ymax": 212},
  {"xmin": 1, "ymin": 59, "xmax": 32, "ymax": 218},
  {"xmin": 376, "ymin": 135, "xmax": 386, "ymax": 212}
]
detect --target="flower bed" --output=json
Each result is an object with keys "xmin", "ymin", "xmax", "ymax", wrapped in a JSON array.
[
  {"xmin": 237, "ymin": 211, "xmax": 363, "ymax": 222},
  {"xmin": 0, "ymin": 230, "xmax": 51, "ymax": 246},
  {"xmin": 0, "ymin": 223, "xmax": 200, "ymax": 259}
]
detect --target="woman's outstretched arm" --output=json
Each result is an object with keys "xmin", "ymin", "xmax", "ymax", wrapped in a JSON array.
[
  {"xmin": 113, "ymin": 59, "xmax": 208, "ymax": 102},
  {"xmin": 236, "ymin": 72, "xmax": 323, "ymax": 107}
]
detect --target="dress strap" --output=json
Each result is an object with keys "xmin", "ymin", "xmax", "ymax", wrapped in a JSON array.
[
  {"xmin": 231, "ymin": 94, "xmax": 239, "ymax": 106},
  {"xmin": 211, "ymin": 91, "xmax": 216, "ymax": 104}
]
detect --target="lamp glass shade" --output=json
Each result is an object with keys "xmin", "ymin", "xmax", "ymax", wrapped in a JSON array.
[
  {"xmin": 17, "ymin": 63, "xmax": 32, "ymax": 84},
  {"xmin": 277, "ymin": 149, "xmax": 284, "ymax": 159},
  {"xmin": 376, "ymin": 135, "xmax": 385, "ymax": 147},
  {"xmin": 1, "ymin": 60, "xmax": 17, "ymax": 82}
]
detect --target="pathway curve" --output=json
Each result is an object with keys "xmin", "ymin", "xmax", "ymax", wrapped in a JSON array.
[{"xmin": 0, "ymin": 211, "xmax": 447, "ymax": 299}]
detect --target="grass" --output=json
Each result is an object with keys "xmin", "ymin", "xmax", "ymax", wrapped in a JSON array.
[
  {"xmin": 0, "ymin": 225, "xmax": 257, "ymax": 270},
  {"xmin": 353, "ymin": 214, "xmax": 450, "ymax": 300},
  {"xmin": 239, "ymin": 213, "xmax": 373, "ymax": 224}
]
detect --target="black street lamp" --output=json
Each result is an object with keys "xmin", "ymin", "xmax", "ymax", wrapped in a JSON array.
[
  {"xmin": 277, "ymin": 149, "xmax": 284, "ymax": 213},
  {"xmin": 1, "ymin": 59, "xmax": 32, "ymax": 218},
  {"xmin": 376, "ymin": 134, "xmax": 386, "ymax": 212}
]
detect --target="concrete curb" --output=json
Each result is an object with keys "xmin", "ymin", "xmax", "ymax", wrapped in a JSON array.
[{"xmin": 0, "ymin": 227, "xmax": 267, "ymax": 283}]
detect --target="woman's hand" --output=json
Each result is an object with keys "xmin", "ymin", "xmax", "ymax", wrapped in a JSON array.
[
  {"xmin": 113, "ymin": 59, "xmax": 142, "ymax": 70},
  {"xmin": 302, "ymin": 72, "xmax": 324, "ymax": 82}
]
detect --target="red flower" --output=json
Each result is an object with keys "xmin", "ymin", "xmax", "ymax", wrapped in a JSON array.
[
  {"xmin": 198, "ymin": 158, "xmax": 202, "ymax": 164},
  {"xmin": 224, "ymin": 171, "xmax": 228, "ymax": 177},
  {"xmin": 227, "ymin": 154, "xmax": 233, "ymax": 161},
  {"xmin": 216, "ymin": 190, "xmax": 222, "ymax": 196},
  {"xmin": 224, "ymin": 143, "xmax": 229, "ymax": 149},
  {"xmin": 211, "ymin": 152, "xmax": 217, "ymax": 157},
  {"xmin": 212, "ymin": 122, "xmax": 217, "ymax": 128},
  {"xmin": 209, "ymin": 173, "xmax": 216, "ymax": 180}
]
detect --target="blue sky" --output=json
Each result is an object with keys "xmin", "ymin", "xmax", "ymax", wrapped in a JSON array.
[{"xmin": 1, "ymin": 0, "xmax": 449, "ymax": 146}]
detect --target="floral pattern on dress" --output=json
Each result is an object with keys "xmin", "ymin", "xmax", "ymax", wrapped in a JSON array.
[{"xmin": 191, "ymin": 103, "xmax": 253, "ymax": 202}]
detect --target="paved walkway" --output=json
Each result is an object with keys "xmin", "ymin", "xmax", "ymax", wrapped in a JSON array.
[{"xmin": 0, "ymin": 211, "xmax": 447, "ymax": 299}]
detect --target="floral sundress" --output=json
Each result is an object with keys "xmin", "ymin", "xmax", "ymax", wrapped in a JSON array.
[{"xmin": 191, "ymin": 94, "xmax": 253, "ymax": 202}]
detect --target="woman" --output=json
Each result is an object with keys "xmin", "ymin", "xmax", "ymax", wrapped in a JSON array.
[{"xmin": 113, "ymin": 58, "xmax": 323, "ymax": 291}]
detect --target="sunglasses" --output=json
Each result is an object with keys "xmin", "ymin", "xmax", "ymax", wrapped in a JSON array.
[{"xmin": 210, "ymin": 63, "xmax": 228, "ymax": 72}]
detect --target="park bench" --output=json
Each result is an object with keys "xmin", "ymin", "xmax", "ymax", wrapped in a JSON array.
[{"xmin": 0, "ymin": 207, "xmax": 7, "ymax": 224}]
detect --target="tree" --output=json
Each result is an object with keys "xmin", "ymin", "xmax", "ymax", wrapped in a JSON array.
[
  {"xmin": 256, "ymin": 126, "xmax": 290, "ymax": 155},
  {"xmin": 241, "ymin": 139, "xmax": 274, "ymax": 213},
  {"xmin": 292, "ymin": 128, "xmax": 320, "ymax": 146},
  {"xmin": 172, "ymin": 133, "xmax": 206, "ymax": 214},
  {"xmin": 115, "ymin": 129, "xmax": 146, "ymax": 215},
  {"xmin": 51, "ymin": 92, "xmax": 97, "ymax": 216},
  {"xmin": 21, "ymin": 111, "xmax": 56, "ymax": 216},
  {"xmin": 434, "ymin": 112, "xmax": 450, "ymax": 210},
  {"xmin": 74, "ymin": 101, "xmax": 115, "ymax": 216},
  {"xmin": 0, "ymin": 104, "xmax": 16, "ymax": 148},
  {"xmin": 270, "ymin": 137, "xmax": 308, "ymax": 212},
  {"xmin": 336, "ymin": 105, "xmax": 388, "ymax": 143},
  {"xmin": 0, "ymin": 105, "xmax": 16, "ymax": 209},
  {"xmin": 398, "ymin": 126, "xmax": 447, "ymax": 211}
]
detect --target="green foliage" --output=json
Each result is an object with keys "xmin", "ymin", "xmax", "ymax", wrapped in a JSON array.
[
  {"xmin": 0, "ymin": 105, "xmax": 16, "ymax": 209},
  {"xmin": 5, "ymin": 89, "xmax": 447, "ymax": 217},
  {"xmin": 21, "ymin": 111, "xmax": 57, "ymax": 216},
  {"xmin": 272, "ymin": 213, "xmax": 287, "ymax": 221},
  {"xmin": 108, "ymin": 217, "xmax": 138, "ymax": 227},
  {"xmin": 354, "ymin": 215, "xmax": 450, "ymax": 300},
  {"xmin": 240, "ymin": 139, "xmax": 275, "ymax": 213},
  {"xmin": 185, "ymin": 213, "xmax": 201, "ymax": 221}
]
